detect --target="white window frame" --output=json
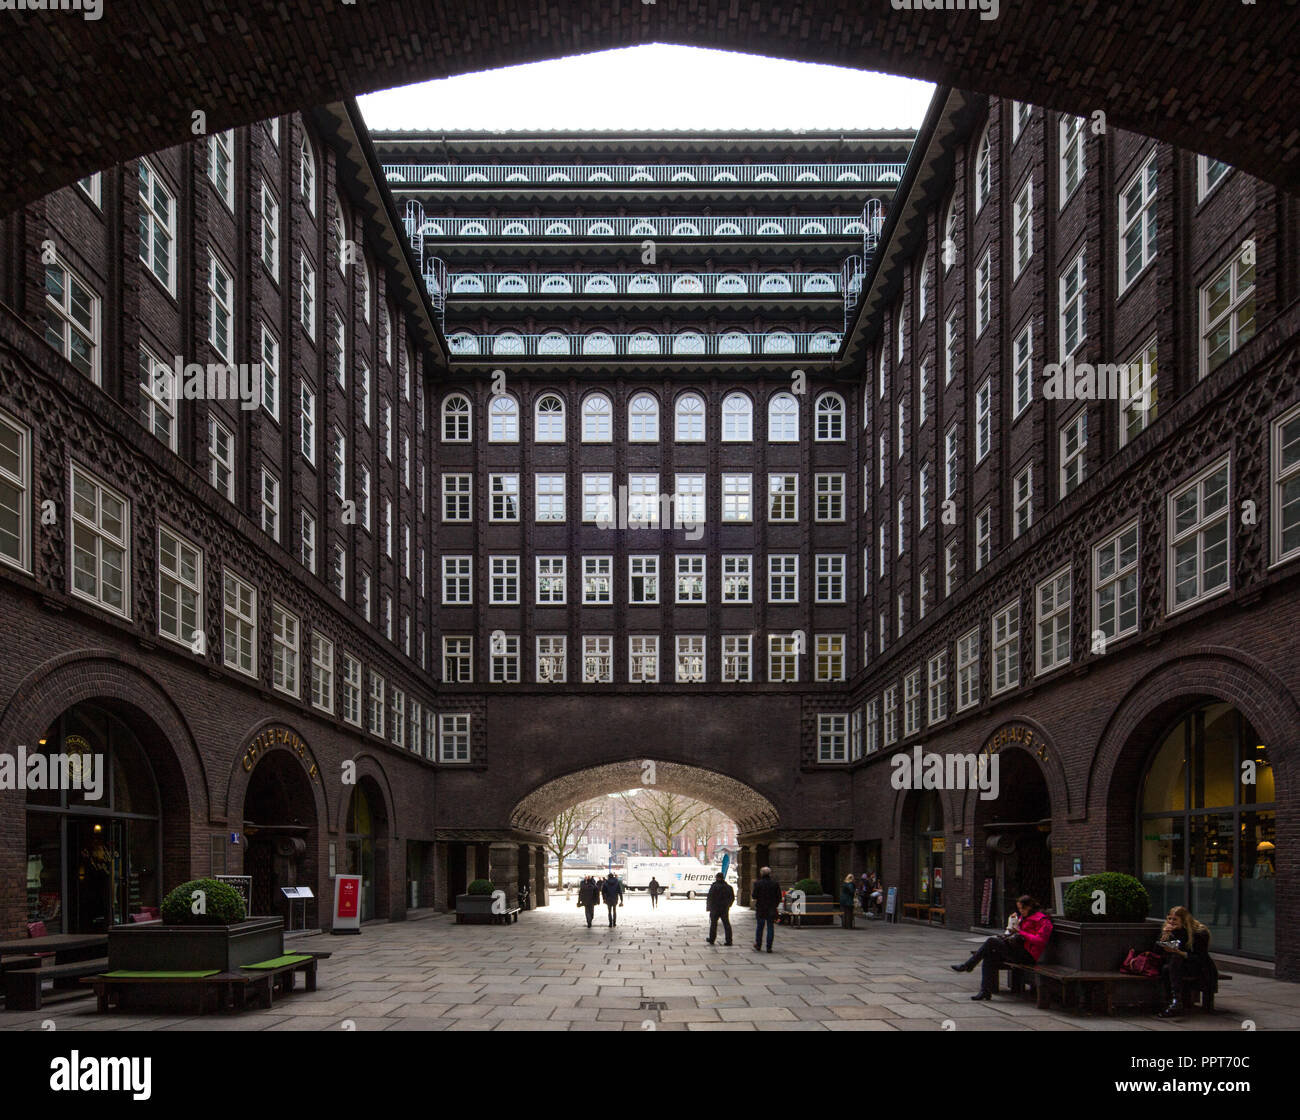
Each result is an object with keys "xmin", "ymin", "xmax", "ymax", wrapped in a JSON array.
[
  {"xmin": 1035, "ymin": 566, "xmax": 1072, "ymax": 675},
  {"xmin": 1167, "ymin": 457, "xmax": 1232, "ymax": 614}
]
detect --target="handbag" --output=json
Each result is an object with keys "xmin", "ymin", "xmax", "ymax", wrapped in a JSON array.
[{"xmin": 1120, "ymin": 949, "xmax": 1162, "ymax": 977}]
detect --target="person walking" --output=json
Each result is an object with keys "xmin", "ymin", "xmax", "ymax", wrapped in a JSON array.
[
  {"xmin": 840, "ymin": 874, "xmax": 857, "ymax": 929},
  {"xmin": 706, "ymin": 872, "xmax": 735, "ymax": 946},
  {"xmin": 578, "ymin": 876, "xmax": 598, "ymax": 928},
  {"xmin": 601, "ymin": 872, "xmax": 624, "ymax": 927},
  {"xmin": 951, "ymin": 895, "xmax": 1053, "ymax": 999},
  {"xmin": 751, "ymin": 866, "xmax": 781, "ymax": 953},
  {"xmin": 648, "ymin": 877, "xmax": 661, "ymax": 908}
]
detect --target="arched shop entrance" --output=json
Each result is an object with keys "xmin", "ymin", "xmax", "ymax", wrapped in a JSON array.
[
  {"xmin": 1139, "ymin": 702, "xmax": 1276, "ymax": 960},
  {"xmin": 908, "ymin": 791, "xmax": 945, "ymax": 911},
  {"xmin": 973, "ymin": 749, "xmax": 1053, "ymax": 926},
  {"xmin": 344, "ymin": 780, "xmax": 390, "ymax": 923},
  {"xmin": 242, "ymin": 747, "xmax": 319, "ymax": 924},
  {"xmin": 25, "ymin": 703, "xmax": 163, "ymax": 933}
]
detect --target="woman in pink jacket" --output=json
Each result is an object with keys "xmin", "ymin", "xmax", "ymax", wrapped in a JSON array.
[{"xmin": 951, "ymin": 895, "xmax": 1054, "ymax": 1000}]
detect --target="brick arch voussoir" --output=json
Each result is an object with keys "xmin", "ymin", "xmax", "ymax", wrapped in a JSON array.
[
  {"xmin": 223, "ymin": 717, "xmax": 332, "ymax": 834},
  {"xmin": 957, "ymin": 716, "xmax": 1073, "ymax": 829}
]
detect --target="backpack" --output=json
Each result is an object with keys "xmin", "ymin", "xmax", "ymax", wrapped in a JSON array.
[{"xmin": 1120, "ymin": 949, "xmax": 1162, "ymax": 977}]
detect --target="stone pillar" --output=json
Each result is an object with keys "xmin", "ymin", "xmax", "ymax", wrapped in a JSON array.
[
  {"xmin": 768, "ymin": 842, "xmax": 799, "ymax": 894},
  {"xmin": 433, "ymin": 842, "xmax": 449, "ymax": 911},
  {"xmin": 488, "ymin": 841, "xmax": 519, "ymax": 908},
  {"xmin": 532, "ymin": 845, "xmax": 548, "ymax": 908},
  {"xmin": 738, "ymin": 845, "xmax": 756, "ymax": 907}
]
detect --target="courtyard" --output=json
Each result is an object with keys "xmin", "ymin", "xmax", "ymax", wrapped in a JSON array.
[{"xmin": 5, "ymin": 895, "xmax": 1297, "ymax": 1032}]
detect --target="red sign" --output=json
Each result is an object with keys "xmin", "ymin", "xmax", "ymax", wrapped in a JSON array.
[{"xmin": 332, "ymin": 874, "xmax": 363, "ymax": 931}]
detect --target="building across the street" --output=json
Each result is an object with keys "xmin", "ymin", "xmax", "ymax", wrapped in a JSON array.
[{"xmin": 0, "ymin": 86, "xmax": 1296, "ymax": 976}]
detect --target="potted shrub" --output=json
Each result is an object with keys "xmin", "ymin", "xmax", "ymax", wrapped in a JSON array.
[
  {"xmin": 107, "ymin": 877, "xmax": 285, "ymax": 973},
  {"xmin": 1044, "ymin": 872, "xmax": 1157, "ymax": 970},
  {"xmin": 455, "ymin": 878, "xmax": 505, "ymax": 923},
  {"xmin": 785, "ymin": 877, "xmax": 835, "ymax": 925}
]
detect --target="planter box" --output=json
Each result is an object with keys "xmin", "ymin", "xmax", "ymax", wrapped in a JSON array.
[
  {"xmin": 107, "ymin": 917, "xmax": 285, "ymax": 973},
  {"xmin": 783, "ymin": 894, "xmax": 837, "ymax": 925},
  {"xmin": 1044, "ymin": 918, "xmax": 1158, "ymax": 971},
  {"xmin": 455, "ymin": 893, "xmax": 508, "ymax": 924}
]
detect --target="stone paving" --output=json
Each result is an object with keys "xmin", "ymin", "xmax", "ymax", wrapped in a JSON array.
[{"xmin": 6, "ymin": 895, "xmax": 1300, "ymax": 1031}]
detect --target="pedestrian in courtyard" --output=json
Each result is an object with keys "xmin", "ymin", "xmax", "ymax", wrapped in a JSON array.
[
  {"xmin": 840, "ymin": 874, "xmax": 857, "ymax": 929},
  {"xmin": 648, "ymin": 877, "xmax": 661, "ymax": 908},
  {"xmin": 751, "ymin": 866, "xmax": 781, "ymax": 953},
  {"xmin": 1153, "ymin": 905, "xmax": 1217, "ymax": 1017},
  {"xmin": 951, "ymin": 894, "xmax": 1053, "ymax": 1000},
  {"xmin": 602, "ymin": 872, "xmax": 624, "ymax": 926},
  {"xmin": 706, "ymin": 871, "xmax": 735, "ymax": 945},
  {"xmin": 578, "ymin": 875, "xmax": 598, "ymax": 928}
]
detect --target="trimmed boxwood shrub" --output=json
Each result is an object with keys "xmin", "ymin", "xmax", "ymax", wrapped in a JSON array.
[
  {"xmin": 1063, "ymin": 872, "xmax": 1150, "ymax": 922},
  {"xmin": 160, "ymin": 878, "xmax": 247, "ymax": 925},
  {"xmin": 792, "ymin": 877, "xmax": 826, "ymax": 897},
  {"xmin": 467, "ymin": 879, "xmax": 496, "ymax": 895}
]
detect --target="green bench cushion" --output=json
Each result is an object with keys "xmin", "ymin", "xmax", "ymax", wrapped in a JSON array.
[
  {"xmin": 101, "ymin": 969, "xmax": 220, "ymax": 979},
  {"xmin": 241, "ymin": 954, "xmax": 313, "ymax": 969}
]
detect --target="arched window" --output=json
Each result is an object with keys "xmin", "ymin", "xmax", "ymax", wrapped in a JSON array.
[
  {"xmin": 535, "ymin": 394, "xmax": 565, "ymax": 442},
  {"xmin": 333, "ymin": 205, "xmax": 347, "ymax": 275},
  {"xmin": 768, "ymin": 392, "xmax": 799, "ymax": 442},
  {"xmin": 672, "ymin": 331, "xmax": 705, "ymax": 355},
  {"xmin": 671, "ymin": 274, "xmax": 703, "ymax": 294},
  {"xmin": 671, "ymin": 221, "xmax": 700, "ymax": 237},
  {"xmin": 630, "ymin": 220, "xmax": 658, "ymax": 237},
  {"xmin": 582, "ymin": 332, "xmax": 616, "ymax": 355},
  {"xmin": 489, "ymin": 394, "xmax": 519, "ymax": 442},
  {"xmin": 299, "ymin": 137, "xmax": 316, "ymax": 216},
  {"xmin": 799, "ymin": 220, "xmax": 827, "ymax": 235},
  {"xmin": 714, "ymin": 221, "xmax": 742, "ymax": 236},
  {"xmin": 628, "ymin": 332, "xmax": 660, "ymax": 355},
  {"xmin": 544, "ymin": 221, "xmax": 572, "ymax": 236},
  {"xmin": 918, "ymin": 253, "xmax": 930, "ymax": 322},
  {"xmin": 582, "ymin": 393, "xmax": 612, "ymax": 442},
  {"xmin": 442, "ymin": 394, "xmax": 470, "ymax": 442},
  {"xmin": 628, "ymin": 393, "xmax": 660, "ymax": 442},
  {"xmin": 722, "ymin": 392, "xmax": 753, "ymax": 442},
  {"xmin": 757, "ymin": 220, "xmax": 784, "ymax": 235},
  {"xmin": 943, "ymin": 197, "xmax": 958, "ymax": 273},
  {"xmin": 492, "ymin": 332, "xmax": 524, "ymax": 355},
  {"xmin": 763, "ymin": 331, "xmax": 796, "ymax": 355},
  {"xmin": 460, "ymin": 221, "xmax": 488, "ymax": 237},
  {"xmin": 497, "ymin": 274, "xmax": 527, "ymax": 292},
  {"xmin": 815, "ymin": 392, "xmax": 845, "ymax": 442},
  {"xmin": 760, "ymin": 274, "xmax": 793, "ymax": 293},
  {"xmin": 716, "ymin": 274, "xmax": 747, "ymax": 294},
  {"xmin": 719, "ymin": 332, "xmax": 751, "ymax": 354},
  {"xmin": 538, "ymin": 332, "xmax": 569, "ymax": 356},
  {"xmin": 628, "ymin": 274, "xmax": 659, "ymax": 294},
  {"xmin": 810, "ymin": 331, "xmax": 839, "ymax": 353},
  {"xmin": 583, "ymin": 274, "xmax": 616, "ymax": 293},
  {"xmin": 588, "ymin": 221, "xmax": 615, "ymax": 236},
  {"xmin": 452, "ymin": 275, "xmax": 484, "ymax": 294},
  {"xmin": 675, "ymin": 393, "xmax": 705, "ymax": 442},
  {"xmin": 540, "ymin": 275, "xmax": 572, "ymax": 294},
  {"xmin": 804, "ymin": 273, "xmax": 834, "ymax": 292},
  {"xmin": 502, "ymin": 221, "xmax": 529, "ymax": 236},
  {"xmin": 975, "ymin": 125, "xmax": 992, "ymax": 213},
  {"xmin": 448, "ymin": 332, "xmax": 478, "ymax": 355}
]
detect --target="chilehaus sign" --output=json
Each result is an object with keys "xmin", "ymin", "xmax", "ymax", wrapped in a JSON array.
[
  {"xmin": 980, "ymin": 722, "xmax": 1049, "ymax": 763},
  {"xmin": 242, "ymin": 726, "xmax": 320, "ymax": 784}
]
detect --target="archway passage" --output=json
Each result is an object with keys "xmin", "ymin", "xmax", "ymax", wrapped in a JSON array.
[
  {"xmin": 3, "ymin": 4, "xmax": 1299, "ymax": 208},
  {"xmin": 242, "ymin": 750, "xmax": 319, "ymax": 926},
  {"xmin": 972, "ymin": 750, "xmax": 1053, "ymax": 927}
]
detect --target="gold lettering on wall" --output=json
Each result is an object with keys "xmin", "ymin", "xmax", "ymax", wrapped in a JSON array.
[
  {"xmin": 980, "ymin": 723, "xmax": 1049, "ymax": 763},
  {"xmin": 241, "ymin": 727, "xmax": 320, "ymax": 783}
]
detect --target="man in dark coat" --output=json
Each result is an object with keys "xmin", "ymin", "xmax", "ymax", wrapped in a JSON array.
[
  {"xmin": 751, "ymin": 866, "xmax": 781, "ymax": 952},
  {"xmin": 706, "ymin": 872, "xmax": 735, "ymax": 945},
  {"xmin": 578, "ymin": 876, "xmax": 598, "ymax": 928},
  {"xmin": 648, "ymin": 877, "xmax": 661, "ymax": 908},
  {"xmin": 601, "ymin": 873, "xmax": 624, "ymax": 926}
]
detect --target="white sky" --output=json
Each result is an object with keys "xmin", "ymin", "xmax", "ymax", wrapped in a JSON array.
[{"xmin": 358, "ymin": 45, "xmax": 934, "ymax": 133}]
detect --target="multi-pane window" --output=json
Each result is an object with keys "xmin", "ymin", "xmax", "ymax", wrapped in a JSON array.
[
  {"xmin": 944, "ymin": 311, "xmax": 958, "ymax": 386},
  {"xmin": 535, "ymin": 474, "xmax": 566, "ymax": 522},
  {"xmin": 0, "ymin": 412, "xmax": 32, "ymax": 573},
  {"xmin": 581, "ymin": 394, "xmax": 612, "ymax": 442},
  {"xmin": 850, "ymin": 709, "xmax": 863, "ymax": 760},
  {"xmin": 390, "ymin": 689, "xmax": 405, "ymax": 748},
  {"xmin": 1095, "ymin": 522, "xmax": 1140, "ymax": 643},
  {"xmin": 1120, "ymin": 153, "xmax": 1158, "ymax": 290},
  {"xmin": 866, "ymin": 697, "xmax": 880, "ymax": 753},
  {"xmin": 490, "ymin": 474, "xmax": 520, "ymax": 522},
  {"xmin": 582, "ymin": 636, "xmax": 613, "ymax": 683},
  {"xmin": 1036, "ymin": 567, "xmax": 1072, "ymax": 673},
  {"xmin": 943, "ymin": 198, "xmax": 957, "ymax": 274},
  {"xmin": 1198, "ymin": 155, "xmax": 1231, "ymax": 200},
  {"xmin": 944, "ymin": 426, "xmax": 959, "ymax": 500},
  {"xmin": 676, "ymin": 555, "xmax": 706, "ymax": 604},
  {"xmin": 138, "ymin": 345, "xmax": 175, "ymax": 448},
  {"xmin": 722, "ymin": 393, "xmax": 753, "ymax": 441},
  {"xmin": 222, "ymin": 570, "xmax": 256, "ymax": 676},
  {"xmin": 490, "ymin": 395, "xmax": 519, "ymax": 442},
  {"xmin": 882, "ymin": 686, "xmax": 898, "ymax": 746},
  {"xmin": 817, "ymin": 715, "xmax": 848, "ymax": 763},
  {"xmin": 928, "ymin": 651, "xmax": 948, "ymax": 725},
  {"xmin": 1120, "ymin": 337, "xmax": 1159, "ymax": 445},
  {"xmin": 917, "ymin": 361, "xmax": 930, "ymax": 428},
  {"xmin": 768, "ymin": 393, "xmax": 798, "ymax": 442},
  {"xmin": 358, "ymin": 569, "xmax": 370, "ymax": 621},
  {"xmin": 625, "ymin": 635, "xmax": 657, "ymax": 683},
  {"xmin": 260, "ymin": 183, "xmax": 280, "ymax": 276},
  {"xmin": 974, "ymin": 126, "xmax": 991, "ymax": 211},
  {"xmin": 490, "ymin": 555, "xmax": 520, "ymax": 605},
  {"xmin": 903, "ymin": 667, "xmax": 922, "ymax": 736},
  {"xmin": 367, "ymin": 672, "xmax": 385, "ymax": 738},
  {"xmin": 299, "ymin": 381, "xmax": 316, "ymax": 464},
  {"xmin": 675, "ymin": 636, "xmax": 706, "ymax": 683},
  {"xmin": 767, "ymin": 635, "xmax": 799, "ymax": 682},
  {"xmin": 310, "ymin": 633, "xmax": 334, "ymax": 713},
  {"xmin": 536, "ymin": 636, "xmax": 566, "ymax": 683},
  {"xmin": 629, "ymin": 555, "xmax": 658, "ymax": 604},
  {"xmin": 208, "ymin": 253, "xmax": 233, "ymax": 361},
  {"xmin": 76, "ymin": 173, "xmax": 102, "ymax": 206},
  {"xmin": 817, "ymin": 635, "xmax": 845, "ymax": 683},
  {"xmin": 340, "ymin": 655, "xmax": 362, "ymax": 725},
  {"xmin": 1014, "ymin": 465, "xmax": 1033, "ymax": 538},
  {"xmin": 442, "ymin": 473, "xmax": 472, "ymax": 521},
  {"xmin": 443, "ymin": 637, "xmax": 473, "ymax": 683},
  {"xmin": 582, "ymin": 556, "xmax": 613, "ymax": 605},
  {"xmin": 441, "ymin": 556, "xmax": 472, "ymax": 605},
  {"xmin": 1059, "ymin": 249, "xmax": 1087, "ymax": 357},
  {"xmin": 768, "ymin": 554, "xmax": 798, "ymax": 603},
  {"xmin": 627, "ymin": 473, "xmax": 661, "ymax": 527},
  {"xmin": 1201, "ymin": 249, "xmax": 1256, "ymax": 377},
  {"xmin": 722, "ymin": 474, "xmax": 752, "ymax": 522},
  {"xmin": 535, "ymin": 394, "xmax": 565, "ymax": 442},
  {"xmin": 537, "ymin": 556, "xmax": 567, "ymax": 605},
  {"xmin": 1169, "ymin": 458, "xmax": 1231, "ymax": 611},
  {"xmin": 1273, "ymin": 405, "xmax": 1300, "ymax": 565},
  {"xmin": 439, "ymin": 714, "xmax": 471, "ymax": 762},
  {"xmin": 359, "ymin": 361, "xmax": 371, "ymax": 427},
  {"xmin": 815, "ymin": 393, "xmax": 845, "ymax": 441},
  {"xmin": 45, "ymin": 257, "xmax": 99, "ymax": 380},
  {"xmin": 332, "ymin": 314, "xmax": 346, "ymax": 387},
  {"xmin": 629, "ymin": 393, "xmax": 660, "ymax": 442},
  {"xmin": 259, "ymin": 324, "xmax": 280, "ymax": 419},
  {"xmin": 259, "ymin": 468, "xmax": 280, "ymax": 541},
  {"xmin": 158, "ymin": 527, "xmax": 201, "ymax": 647},
  {"xmin": 299, "ymin": 252, "xmax": 316, "ymax": 339},
  {"xmin": 975, "ymin": 379, "xmax": 991, "ymax": 462},
  {"xmin": 768, "ymin": 473, "xmax": 798, "ymax": 521},
  {"xmin": 138, "ymin": 160, "xmax": 176, "ymax": 293},
  {"xmin": 205, "ymin": 417, "xmax": 235, "ymax": 502},
  {"xmin": 975, "ymin": 506, "xmax": 992, "ymax": 570},
  {"xmin": 299, "ymin": 137, "xmax": 317, "ymax": 214},
  {"xmin": 300, "ymin": 510, "xmax": 315, "ymax": 573},
  {"xmin": 897, "ymin": 401, "xmax": 906, "ymax": 460},
  {"xmin": 815, "ymin": 554, "xmax": 845, "ymax": 603},
  {"xmin": 442, "ymin": 394, "xmax": 470, "ymax": 441},
  {"xmin": 991, "ymin": 602, "xmax": 1020, "ymax": 694},
  {"xmin": 722, "ymin": 636, "xmax": 751, "ymax": 683},
  {"xmin": 919, "ymin": 566, "xmax": 930, "ymax": 620},
  {"xmin": 1060, "ymin": 410, "xmax": 1088, "ymax": 496},
  {"xmin": 956, "ymin": 628, "xmax": 980, "ymax": 711},
  {"xmin": 1060, "ymin": 114, "xmax": 1086, "ymax": 202},
  {"xmin": 815, "ymin": 474, "xmax": 844, "ymax": 522},
  {"xmin": 975, "ymin": 249, "xmax": 992, "ymax": 337},
  {"xmin": 676, "ymin": 393, "xmax": 705, "ymax": 441},
  {"xmin": 271, "ymin": 604, "xmax": 300, "ymax": 696},
  {"xmin": 918, "ymin": 463, "xmax": 932, "ymax": 530},
  {"xmin": 490, "ymin": 633, "xmax": 520, "ymax": 684},
  {"xmin": 357, "ymin": 465, "xmax": 372, "ymax": 531},
  {"xmin": 944, "ymin": 542, "xmax": 958, "ymax": 599},
  {"xmin": 331, "ymin": 543, "xmax": 346, "ymax": 600},
  {"xmin": 71, "ymin": 466, "xmax": 129, "ymax": 617},
  {"xmin": 1013, "ymin": 100, "xmax": 1033, "ymax": 140},
  {"xmin": 674, "ymin": 474, "xmax": 705, "ymax": 527},
  {"xmin": 381, "ymin": 401, "xmax": 392, "ymax": 461},
  {"xmin": 721, "ymin": 555, "xmax": 752, "ymax": 603},
  {"xmin": 1013, "ymin": 178, "xmax": 1033, "ymax": 279},
  {"xmin": 1012, "ymin": 322, "xmax": 1033, "ymax": 418},
  {"xmin": 581, "ymin": 473, "xmax": 613, "ymax": 524}
]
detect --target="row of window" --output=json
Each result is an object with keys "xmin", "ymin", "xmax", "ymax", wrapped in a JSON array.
[{"xmin": 439, "ymin": 389, "xmax": 847, "ymax": 443}]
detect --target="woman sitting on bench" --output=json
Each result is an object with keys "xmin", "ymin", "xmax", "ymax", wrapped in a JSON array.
[
  {"xmin": 1154, "ymin": 906, "xmax": 1216, "ymax": 1017},
  {"xmin": 951, "ymin": 895, "xmax": 1053, "ymax": 1001}
]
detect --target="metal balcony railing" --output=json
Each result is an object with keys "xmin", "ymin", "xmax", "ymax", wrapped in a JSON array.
[
  {"xmin": 443, "ymin": 329, "xmax": 843, "ymax": 358},
  {"xmin": 438, "ymin": 270, "xmax": 843, "ymax": 298},
  {"xmin": 415, "ymin": 214, "xmax": 876, "ymax": 240},
  {"xmin": 383, "ymin": 161, "xmax": 907, "ymax": 186}
]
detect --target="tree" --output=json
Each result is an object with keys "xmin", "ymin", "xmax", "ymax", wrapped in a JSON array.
[
  {"xmin": 547, "ymin": 798, "xmax": 604, "ymax": 890},
  {"xmin": 617, "ymin": 789, "xmax": 714, "ymax": 857},
  {"xmin": 690, "ymin": 807, "xmax": 728, "ymax": 861}
]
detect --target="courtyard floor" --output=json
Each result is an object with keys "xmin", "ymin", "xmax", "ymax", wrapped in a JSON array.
[{"xmin": 6, "ymin": 894, "xmax": 1299, "ymax": 1031}]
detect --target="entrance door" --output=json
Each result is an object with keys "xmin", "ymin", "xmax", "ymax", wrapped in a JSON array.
[{"xmin": 66, "ymin": 818, "xmax": 122, "ymax": 933}]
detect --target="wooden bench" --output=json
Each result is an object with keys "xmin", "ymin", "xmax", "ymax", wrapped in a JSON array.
[
  {"xmin": 237, "ymin": 953, "xmax": 322, "ymax": 1008},
  {"xmin": 784, "ymin": 899, "xmax": 839, "ymax": 928},
  {"xmin": 928, "ymin": 907, "xmax": 946, "ymax": 925},
  {"xmin": 457, "ymin": 907, "xmax": 520, "ymax": 925},
  {"xmin": 5, "ymin": 957, "xmax": 108, "ymax": 1011},
  {"xmin": 1000, "ymin": 961, "xmax": 1232, "ymax": 1016},
  {"xmin": 902, "ymin": 903, "xmax": 931, "ymax": 921},
  {"xmin": 83, "ymin": 969, "xmax": 240, "ymax": 1015}
]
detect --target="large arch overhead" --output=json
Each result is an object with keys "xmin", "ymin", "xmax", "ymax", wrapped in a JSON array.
[
  {"xmin": 510, "ymin": 760, "xmax": 781, "ymax": 836},
  {"xmin": 4, "ymin": 3, "xmax": 1299, "ymax": 208}
]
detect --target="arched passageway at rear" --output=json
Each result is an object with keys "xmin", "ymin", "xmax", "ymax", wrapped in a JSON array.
[{"xmin": 5, "ymin": 3, "xmax": 1299, "ymax": 207}]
